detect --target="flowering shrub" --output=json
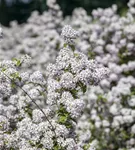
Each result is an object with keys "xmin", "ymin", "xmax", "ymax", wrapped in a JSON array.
[
  {"xmin": 0, "ymin": 23, "xmax": 109, "ymax": 149},
  {"xmin": 0, "ymin": 0, "xmax": 135, "ymax": 150}
]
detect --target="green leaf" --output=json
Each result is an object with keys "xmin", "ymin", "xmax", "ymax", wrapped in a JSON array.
[
  {"xmin": 64, "ymin": 43, "xmax": 67, "ymax": 47},
  {"xmin": 11, "ymin": 82, "xmax": 16, "ymax": 88},
  {"xmin": 97, "ymin": 94, "xmax": 107, "ymax": 103},
  {"xmin": 16, "ymin": 60, "xmax": 21, "ymax": 67},
  {"xmin": 69, "ymin": 44, "xmax": 75, "ymax": 51},
  {"xmin": 78, "ymin": 82, "xmax": 87, "ymax": 93},
  {"xmin": 2, "ymin": 67, "xmax": 6, "ymax": 72},
  {"xmin": 10, "ymin": 72, "xmax": 22, "ymax": 81},
  {"xmin": 12, "ymin": 58, "xmax": 22, "ymax": 67}
]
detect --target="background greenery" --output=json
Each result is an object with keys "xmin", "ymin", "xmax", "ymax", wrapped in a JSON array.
[{"xmin": 0, "ymin": 0, "xmax": 128, "ymax": 26}]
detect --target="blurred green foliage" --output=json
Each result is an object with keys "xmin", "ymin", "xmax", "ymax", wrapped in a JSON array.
[{"xmin": 0, "ymin": 0, "xmax": 128, "ymax": 26}]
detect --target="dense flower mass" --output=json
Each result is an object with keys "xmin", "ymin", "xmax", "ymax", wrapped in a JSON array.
[
  {"xmin": 0, "ymin": 24, "xmax": 108, "ymax": 150},
  {"xmin": 0, "ymin": 0, "xmax": 135, "ymax": 149}
]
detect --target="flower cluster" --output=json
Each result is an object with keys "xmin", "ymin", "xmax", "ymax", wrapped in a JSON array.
[
  {"xmin": 0, "ymin": 0, "xmax": 135, "ymax": 149},
  {"xmin": 0, "ymin": 24, "xmax": 108, "ymax": 149},
  {"xmin": 67, "ymin": 0, "xmax": 135, "ymax": 149}
]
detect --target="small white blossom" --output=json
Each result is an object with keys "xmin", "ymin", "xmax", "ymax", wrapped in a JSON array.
[{"xmin": 61, "ymin": 25, "xmax": 79, "ymax": 44}]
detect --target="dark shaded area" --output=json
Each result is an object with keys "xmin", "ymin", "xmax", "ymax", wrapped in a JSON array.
[
  {"xmin": 58, "ymin": 0, "xmax": 129, "ymax": 16},
  {"xmin": 0, "ymin": 0, "xmax": 47, "ymax": 26},
  {"xmin": 0, "ymin": 0, "xmax": 129, "ymax": 26}
]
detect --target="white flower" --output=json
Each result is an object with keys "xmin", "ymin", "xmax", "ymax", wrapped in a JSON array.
[
  {"xmin": 128, "ymin": 96, "xmax": 135, "ymax": 107},
  {"xmin": 30, "ymin": 71, "xmax": 45, "ymax": 85},
  {"xmin": 32, "ymin": 109, "xmax": 44, "ymax": 123},
  {"xmin": 66, "ymin": 99, "xmax": 85, "ymax": 118},
  {"xmin": 60, "ymin": 72, "xmax": 76, "ymax": 89},
  {"xmin": 61, "ymin": 25, "xmax": 79, "ymax": 44},
  {"xmin": 131, "ymin": 124, "xmax": 135, "ymax": 134}
]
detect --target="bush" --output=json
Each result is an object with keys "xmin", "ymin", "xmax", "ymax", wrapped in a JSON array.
[{"xmin": 0, "ymin": 0, "xmax": 135, "ymax": 149}]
